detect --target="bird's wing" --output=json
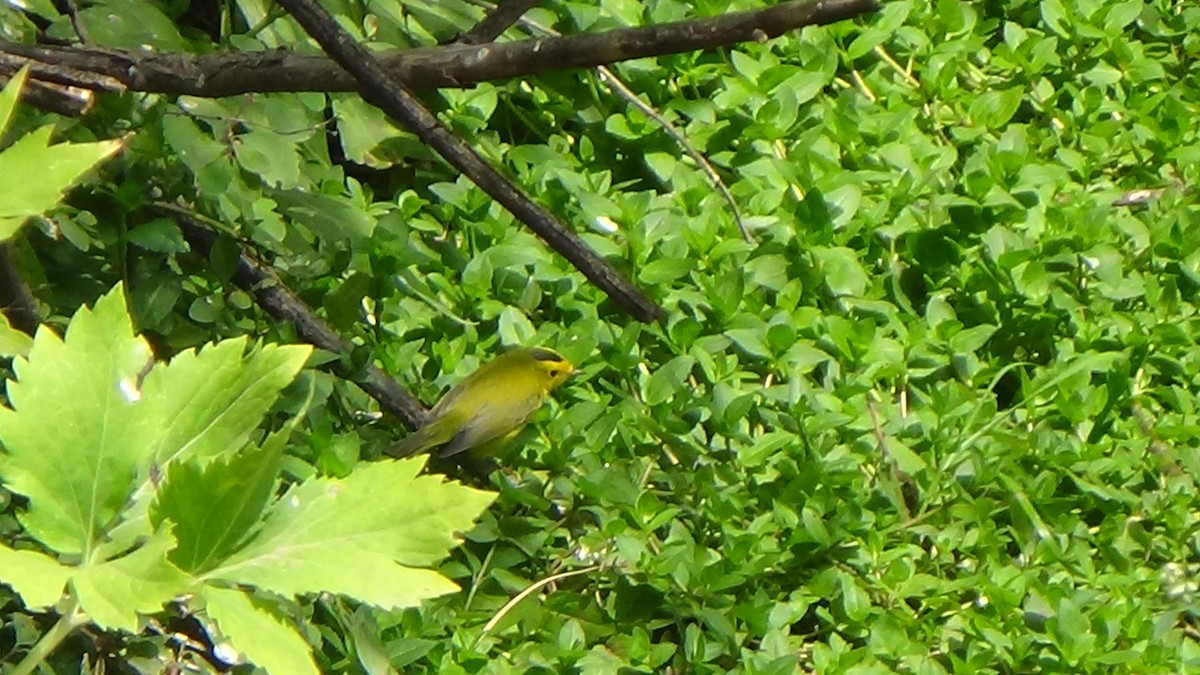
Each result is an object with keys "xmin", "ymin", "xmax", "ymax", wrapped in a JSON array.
[{"xmin": 438, "ymin": 393, "xmax": 542, "ymax": 458}]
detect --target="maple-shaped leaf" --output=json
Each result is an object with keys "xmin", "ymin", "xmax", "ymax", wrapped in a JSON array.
[
  {"xmin": 69, "ymin": 527, "xmax": 189, "ymax": 632},
  {"xmin": 0, "ymin": 285, "xmax": 156, "ymax": 556},
  {"xmin": 0, "ymin": 68, "xmax": 122, "ymax": 241},
  {"xmin": 150, "ymin": 431, "xmax": 285, "ymax": 575},
  {"xmin": 204, "ymin": 458, "xmax": 494, "ymax": 609}
]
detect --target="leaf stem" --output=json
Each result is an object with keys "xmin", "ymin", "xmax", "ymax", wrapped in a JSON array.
[{"xmin": 10, "ymin": 600, "xmax": 86, "ymax": 675}]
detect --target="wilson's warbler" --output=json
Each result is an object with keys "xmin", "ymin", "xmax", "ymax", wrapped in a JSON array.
[{"xmin": 393, "ymin": 347, "xmax": 576, "ymax": 458}]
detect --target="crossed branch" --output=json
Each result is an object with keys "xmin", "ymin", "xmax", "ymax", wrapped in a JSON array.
[{"xmin": 0, "ymin": 0, "xmax": 879, "ymax": 431}]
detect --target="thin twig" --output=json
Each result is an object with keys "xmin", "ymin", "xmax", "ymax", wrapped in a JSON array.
[
  {"xmin": 477, "ymin": 565, "xmax": 600, "ymax": 640},
  {"xmin": 866, "ymin": 391, "xmax": 912, "ymax": 519},
  {"xmin": 64, "ymin": 0, "xmax": 90, "ymax": 44},
  {"xmin": 771, "ymin": 139, "xmax": 805, "ymax": 202},
  {"xmin": 590, "ymin": 69, "xmax": 748, "ymax": 241},
  {"xmin": 596, "ymin": 68, "xmax": 750, "ymax": 241},
  {"xmin": 462, "ymin": 544, "xmax": 496, "ymax": 613},
  {"xmin": 481, "ymin": 2, "xmax": 752, "ymax": 242},
  {"xmin": 849, "ymin": 68, "xmax": 876, "ymax": 102},
  {"xmin": 455, "ymin": 0, "xmax": 539, "ymax": 45},
  {"xmin": 873, "ymin": 45, "xmax": 919, "ymax": 88},
  {"xmin": 870, "ymin": 44, "xmax": 948, "ymax": 144}
]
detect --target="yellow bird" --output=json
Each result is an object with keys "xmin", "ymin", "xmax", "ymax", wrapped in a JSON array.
[{"xmin": 392, "ymin": 347, "xmax": 577, "ymax": 458}]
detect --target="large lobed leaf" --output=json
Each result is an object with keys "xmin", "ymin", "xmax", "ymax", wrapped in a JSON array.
[
  {"xmin": 0, "ymin": 285, "xmax": 310, "ymax": 559},
  {"xmin": 150, "ymin": 431, "xmax": 286, "ymax": 575},
  {"xmin": 149, "ymin": 450, "xmax": 496, "ymax": 672},
  {"xmin": 201, "ymin": 458, "xmax": 494, "ymax": 608},
  {"xmin": 68, "ymin": 527, "xmax": 189, "ymax": 632},
  {"xmin": 0, "ymin": 69, "xmax": 122, "ymax": 241},
  {"xmin": 0, "ymin": 283, "xmax": 313, "ymax": 635},
  {"xmin": 0, "ymin": 544, "xmax": 71, "ymax": 608},
  {"xmin": 141, "ymin": 336, "xmax": 311, "ymax": 467},
  {"xmin": 204, "ymin": 587, "xmax": 320, "ymax": 675},
  {"xmin": 0, "ymin": 286, "xmax": 156, "ymax": 556},
  {"xmin": 0, "ymin": 536, "xmax": 189, "ymax": 632}
]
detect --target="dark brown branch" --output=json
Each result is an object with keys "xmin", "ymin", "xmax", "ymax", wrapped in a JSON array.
[
  {"xmin": 456, "ymin": 0, "xmax": 539, "ymax": 45},
  {"xmin": 0, "ymin": 0, "xmax": 878, "ymax": 98},
  {"xmin": 0, "ymin": 69, "xmax": 93, "ymax": 116},
  {"xmin": 276, "ymin": 0, "xmax": 666, "ymax": 323},
  {"xmin": 158, "ymin": 203, "xmax": 429, "ymax": 430},
  {"xmin": 0, "ymin": 242, "xmax": 41, "ymax": 336}
]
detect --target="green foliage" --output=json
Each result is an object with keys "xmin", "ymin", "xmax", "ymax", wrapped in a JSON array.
[
  {"xmin": 2, "ymin": 0, "xmax": 1200, "ymax": 673},
  {"xmin": 0, "ymin": 286, "xmax": 493, "ymax": 672},
  {"xmin": 0, "ymin": 68, "xmax": 121, "ymax": 241}
]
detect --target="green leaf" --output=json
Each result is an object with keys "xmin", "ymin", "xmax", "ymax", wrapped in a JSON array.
[
  {"xmin": 745, "ymin": 254, "xmax": 789, "ymax": 291},
  {"xmin": 203, "ymin": 586, "xmax": 319, "ymax": 675},
  {"xmin": 838, "ymin": 571, "xmax": 872, "ymax": 622},
  {"xmin": 886, "ymin": 439, "xmax": 928, "ymax": 476},
  {"xmin": 825, "ymin": 183, "xmax": 862, "ymax": 226},
  {"xmin": 0, "ymin": 125, "xmax": 122, "ymax": 241},
  {"xmin": 76, "ymin": 0, "xmax": 189, "ymax": 50},
  {"xmin": 69, "ymin": 527, "xmax": 189, "ymax": 631},
  {"xmin": 151, "ymin": 433, "xmax": 284, "ymax": 575},
  {"xmin": 0, "ymin": 544, "xmax": 71, "ymax": 608},
  {"xmin": 207, "ymin": 459, "xmax": 494, "ymax": 608},
  {"xmin": 0, "ymin": 312, "xmax": 33, "ymax": 359},
  {"xmin": 0, "ymin": 67, "xmax": 29, "ymax": 138},
  {"xmin": 17, "ymin": 0, "xmax": 60, "ymax": 20},
  {"xmin": 141, "ymin": 337, "xmax": 311, "ymax": 467},
  {"xmin": 235, "ymin": 128, "xmax": 302, "ymax": 188},
  {"xmin": 949, "ymin": 324, "xmax": 997, "ymax": 353},
  {"xmin": 274, "ymin": 191, "xmax": 376, "ymax": 245},
  {"xmin": 815, "ymin": 247, "xmax": 869, "ymax": 297},
  {"xmin": 968, "ymin": 88, "xmax": 1024, "ymax": 128},
  {"xmin": 643, "ymin": 355, "xmax": 695, "ymax": 406},
  {"xmin": 329, "ymin": 97, "xmax": 408, "ymax": 167},
  {"xmin": 644, "ymin": 152, "xmax": 679, "ymax": 184},
  {"xmin": 725, "ymin": 327, "xmax": 770, "ymax": 358},
  {"xmin": 348, "ymin": 606, "xmax": 398, "ymax": 675},
  {"xmin": 639, "ymin": 258, "xmax": 694, "ymax": 285},
  {"xmin": 498, "ymin": 305, "xmax": 536, "ymax": 345},
  {"xmin": 324, "ymin": 272, "xmax": 371, "ymax": 330},
  {"xmin": 127, "ymin": 219, "xmax": 188, "ymax": 253},
  {"xmin": 161, "ymin": 114, "xmax": 226, "ymax": 174},
  {"xmin": 0, "ymin": 285, "xmax": 155, "ymax": 555},
  {"xmin": 1040, "ymin": 0, "xmax": 1070, "ymax": 36},
  {"xmin": 738, "ymin": 431, "xmax": 794, "ymax": 467},
  {"xmin": 131, "ymin": 276, "xmax": 182, "ymax": 329}
]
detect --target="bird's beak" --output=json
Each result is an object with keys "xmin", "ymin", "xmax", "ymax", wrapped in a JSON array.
[{"xmin": 571, "ymin": 368, "xmax": 584, "ymax": 378}]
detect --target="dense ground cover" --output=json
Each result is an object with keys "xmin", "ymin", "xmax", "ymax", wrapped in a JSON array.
[{"xmin": 1, "ymin": 0, "xmax": 1199, "ymax": 672}]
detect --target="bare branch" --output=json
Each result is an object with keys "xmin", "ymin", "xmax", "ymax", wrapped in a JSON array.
[
  {"xmin": 276, "ymin": 0, "xmax": 667, "ymax": 322},
  {"xmin": 0, "ymin": 0, "xmax": 879, "ymax": 98},
  {"xmin": 0, "ymin": 66, "xmax": 94, "ymax": 116}
]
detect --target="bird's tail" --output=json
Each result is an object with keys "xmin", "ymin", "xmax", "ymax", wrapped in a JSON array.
[{"xmin": 388, "ymin": 426, "xmax": 439, "ymax": 458}]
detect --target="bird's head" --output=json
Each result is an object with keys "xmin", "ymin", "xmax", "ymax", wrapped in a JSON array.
[{"xmin": 526, "ymin": 347, "xmax": 578, "ymax": 393}]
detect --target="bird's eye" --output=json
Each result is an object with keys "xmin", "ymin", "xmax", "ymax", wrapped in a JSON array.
[{"xmin": 549, "ymin": 369, "xmax": 559, "ymax": 377}]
